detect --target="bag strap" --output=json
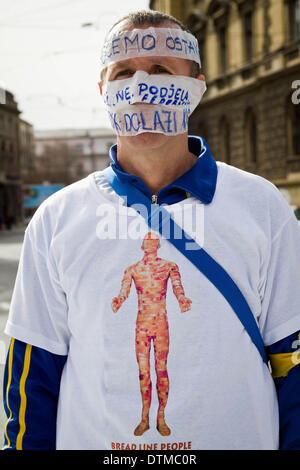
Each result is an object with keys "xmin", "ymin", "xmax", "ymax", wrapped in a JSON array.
[{"xmin": 103, "ymin": 166, "xmax": 268, "ymax": 365}]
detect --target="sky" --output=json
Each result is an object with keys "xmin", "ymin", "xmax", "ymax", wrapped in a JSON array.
[{"xmin": 0, "ymin": 0, "xmax": 150, "ymax": 131}]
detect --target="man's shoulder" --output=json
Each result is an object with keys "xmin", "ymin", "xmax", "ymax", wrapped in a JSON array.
[
  {"xmin": 39, "ymin": 174, "xmax": 92, "ymax": 208},
  {"xmin": 216, "ymin": 161, "xmax": 289, "ymax": 207},
  {"xmin": 216, "ymin": 161, "xmax": 295, "ymax": 233},
  {"xmin": 217, "ymin": 161, "xmax": 275, "ymax": 192},
  {"xmin": 25, "ymin": 174, "xmax": 95, "ymax": 239}
]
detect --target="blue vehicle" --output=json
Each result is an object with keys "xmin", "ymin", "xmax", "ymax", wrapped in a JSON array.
[{"xmin": 23, "ymin": 184, "xmax": 64, "ymax": 222}]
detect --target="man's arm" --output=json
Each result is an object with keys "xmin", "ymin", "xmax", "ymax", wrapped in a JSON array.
[
  {"xmin": 112, "ymin": 266, "xmax": 133, "ymax": 312},
  {"xmin": 169, "ymin": 263, "xmax": 192, "ymax": 312},
  {"xmin": 257, "ymin": 193, "xmax": 300, "ymax": 449},
  {"xmin": 3, "ymin": 339, "xmax": 67, "ymax": 450},
  {"xmin": 2, "ymin": 204, "xmax": 70, "ymax": 449}
]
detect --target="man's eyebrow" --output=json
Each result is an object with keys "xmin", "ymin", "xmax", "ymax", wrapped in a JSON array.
[
  {"xmin": 110, "ymin": 58, "xmax": 177, "ymax": 71},
  {"xmin": 102, "ymin": 61, "xmax": 132, "ymax": 81},
  {"xmin": 110, "ymin": 60, "xmax": 133, "ymax": 70}
]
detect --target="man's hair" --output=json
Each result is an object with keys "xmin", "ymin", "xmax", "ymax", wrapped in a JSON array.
[
  {"xmin": 102, "ymin": 9, "xmax": 201, "ymax": 79},
  {"xmin": 107, "ymin": 10, "xmax": 192, "ymax": 35}
]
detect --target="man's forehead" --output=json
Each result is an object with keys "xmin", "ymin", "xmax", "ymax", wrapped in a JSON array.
[{"xmin": 107, "ymin": 19, "xmax": 182, "ymax": 40}]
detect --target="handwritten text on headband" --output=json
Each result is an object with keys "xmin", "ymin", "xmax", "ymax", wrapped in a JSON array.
[{"xmin": 100, "ymin": 28, "xmax": 201, "ymax": 69}]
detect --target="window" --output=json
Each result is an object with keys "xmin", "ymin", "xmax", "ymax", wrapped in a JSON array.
[
  {"xmin": 219, "ymin": 116, "xmax": 231, "ymax": 164},
  {"xmin": 218, "ymin": 26, "xmax": 228, "ymax": 74},
  {"xmin": 244, "ymin": 10, "xmax": 253, "ymax": 62},
  {"xmin": 7, "ymin": 118, "xmax": 12, "ymax": 137},
  {"xmin": 208, "ymin": 0, "xmax": 230, "ymax": 75},
  {"xmin": 198, "ymin": 37, "xmax": 206, "ymax": 72},
  {"xmin": 186, "ymin": 10, "xmax": 208, "ymax": 73},
  {"xmin": 0, "ymin": 115, "xmax": 4, "ymax": 135},
  {"xmin": 293, "ymin": 105, "xmax": 300, "ymax": 154},
  {"xmin": 244, "ymin": 108, "xmax": 257, "ymax": 164},
  {"xmin": 236, "ymin": 0, "xmax": 255, "ymax": 65},
  {"xmin": 287, "ymin": 95, "xmax": 300, "ymax": 156},
  {"xmin": 285, "ymin": 0, "xmax": 300, "ymax": 42}
]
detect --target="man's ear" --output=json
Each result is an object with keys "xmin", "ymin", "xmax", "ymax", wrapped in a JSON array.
[
  {"xmin": 98, "ymin": 82, "xmax": 103, "ymax": 95},
  {"xmin": 196, "ymin": 74, "xmax": 205, "ymax": 81}
]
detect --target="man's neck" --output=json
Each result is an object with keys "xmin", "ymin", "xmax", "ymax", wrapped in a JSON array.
[{"xmin": 116, "ymin": 134, "xmax": 197, "ymax": 195}]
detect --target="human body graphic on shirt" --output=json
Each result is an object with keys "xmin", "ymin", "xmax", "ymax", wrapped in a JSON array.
[{"xmin": 111, "ymin": 232, "xmax": 192, "ymax": 437}]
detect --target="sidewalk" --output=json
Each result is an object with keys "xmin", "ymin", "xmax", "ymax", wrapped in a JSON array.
[
  {"xmin": 0, "ymin": 224, "xmax": 27, "ymax": 240},
  {"xmin": 0, "ymin": 224, "xmax": 26, "ymax": 262}
]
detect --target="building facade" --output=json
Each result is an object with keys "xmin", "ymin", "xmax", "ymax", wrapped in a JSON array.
[
  {"xmin": 19, "ymin": 119, "xmax": 35, "ymax": 185},
  {"xmin": 0, "ymin": 90, "xmax": 23, "ymax": 226},
  {"xmin": 150, "ymin": 0, "xmax": 300, "ymax": 209},
  {"xmin": 34, "ymin": 128, "xmax": 116, "ymax": 185}
]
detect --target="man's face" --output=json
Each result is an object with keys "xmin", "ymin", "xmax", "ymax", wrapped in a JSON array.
[{"xmin": 100, "ymin": 19, "xmax": 204, "ymax": 149}]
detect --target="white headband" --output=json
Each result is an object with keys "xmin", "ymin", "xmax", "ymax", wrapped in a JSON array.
[{"xmin": 100, "ymin": 27, "xmax": 201, "ymax": 70}]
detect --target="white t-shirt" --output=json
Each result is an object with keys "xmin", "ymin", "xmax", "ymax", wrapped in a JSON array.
[{"xmin": 5, "ymin": 161, "xmax": 300, "ymax": 450}]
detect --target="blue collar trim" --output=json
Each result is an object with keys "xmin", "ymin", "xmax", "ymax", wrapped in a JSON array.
[{"xmin": 108, "ymin": 135, "xmax": 218, "ymax": 205}]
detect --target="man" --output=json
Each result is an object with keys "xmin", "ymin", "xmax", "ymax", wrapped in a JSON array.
[
  {"xmin": 3, "ymin": 9, "xmax": 300, "ymax": 450},
  {"xmin": 112, "ymin": 231, "xmax": 192, "ymax": 437}
]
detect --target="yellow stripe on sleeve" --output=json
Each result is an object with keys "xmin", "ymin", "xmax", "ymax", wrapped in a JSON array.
[
  {"xmin": 16, "ymin": 344, "xmax": 32, "ymax": 450},
  {"xmin": 269, "ymin": 351, "xmax": 300, "ymax": 378},
  {"xmin": 4, "ymin": 338, "xmax": 15, "ymax": 448}
]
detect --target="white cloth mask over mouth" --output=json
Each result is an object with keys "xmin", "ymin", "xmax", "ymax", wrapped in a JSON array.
[{"xmin": 101, "ymin": 71, "xmax": 206, "ymax": 136}]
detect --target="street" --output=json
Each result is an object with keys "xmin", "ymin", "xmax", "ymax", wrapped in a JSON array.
[{"xmin": 0, "ymin": 226, "xmax": 25, "ymax": 443}]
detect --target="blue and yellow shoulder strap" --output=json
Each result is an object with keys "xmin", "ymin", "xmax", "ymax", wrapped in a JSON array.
[{"xmin": 103, "ymin": 165, "xmax": 268, "ymax": 366}]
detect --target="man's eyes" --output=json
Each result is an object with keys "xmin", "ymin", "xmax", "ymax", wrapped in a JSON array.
[
  {"xmin": 113, "ymin": 66, "xmax": 172, "ymax": 79},
  {"xmin": 115, "ymin": 69, "xmax": 132, "ymax": 79},
  {"xmin": 154, "ymin": 66, "xmax": 171, "ymax": 74}
]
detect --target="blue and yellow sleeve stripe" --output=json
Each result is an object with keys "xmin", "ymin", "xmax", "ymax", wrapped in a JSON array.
[
  {"xmin": 267, "ymin": 330, "xmax": 300, "ymax": 449},
  {"xmin": 3, "ymin": 339, "xmax": 67, "ymax": 450},
  {"xmin": 268, "ymin": 332, "xmax": 300, "ymax": 379},
  {"xmin": 3, "ymin": 339, "xmax": 32, "ymax": 450}
]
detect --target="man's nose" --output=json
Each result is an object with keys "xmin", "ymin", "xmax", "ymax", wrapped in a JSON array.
[
  {"xmin": 133, "ymin": 66, "xmax": 151, "ymax": 75},
  {"xmin": 129, "ymin": 58, "xmax": 154, "ymax": 75}
]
